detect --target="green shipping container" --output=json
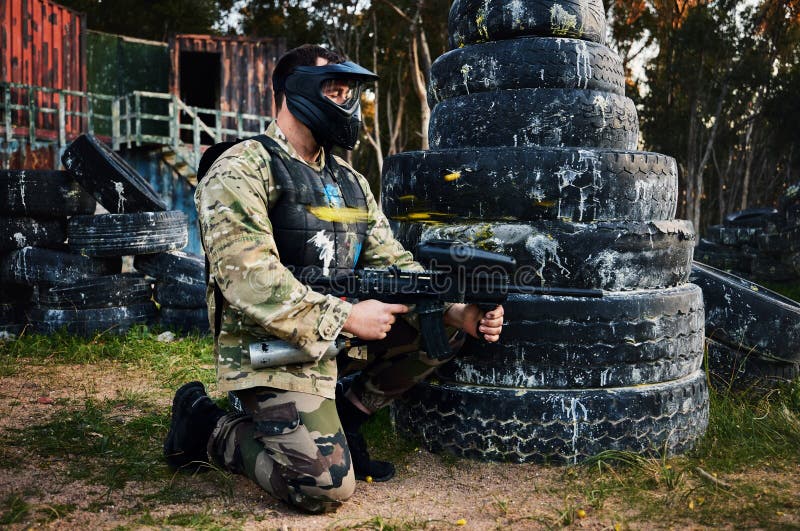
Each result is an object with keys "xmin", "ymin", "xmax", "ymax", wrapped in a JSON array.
[{"xmin": 87, "ymin": 31, "xmax": 170, "ymax": 137}]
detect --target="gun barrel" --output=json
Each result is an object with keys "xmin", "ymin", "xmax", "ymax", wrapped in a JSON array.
[{"xmin": 506, "ymin": 284, "xmax": 604, "ymax": 298}]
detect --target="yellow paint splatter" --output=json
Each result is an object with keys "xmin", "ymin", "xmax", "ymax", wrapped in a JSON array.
[
  {"xmin": 398, "ymin": 194, "xmax": 417, "ymax": 202},
  {"xmin": 476, "ymin": 8, "xmax": 489, "ymax": 41},
  {"xmin": 455, "ymin": 519, "xmax": 467, "ymax": 526},
  {"xmin": 444, "ymin": 171, "xmax": 461, "ymax": 182},
  {"xmin": 307, "ymin": 206, "xmax": 369, "ymax": 223}
]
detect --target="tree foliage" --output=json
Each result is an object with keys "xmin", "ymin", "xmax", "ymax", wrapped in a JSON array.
[
  {"xmin": 236, "ymin": 0, "xmax": 449, "ymax": 193},
  {"xmin": 610, "ymin": 0, "xmax": 800, "ymax": 231},
  {"xmin": 57, "ymin": 0, "xmax": 233, "ymax": 41}
]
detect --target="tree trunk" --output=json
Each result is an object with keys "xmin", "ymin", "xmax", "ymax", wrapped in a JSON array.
[
  {"xmin": 410, "ymin": 28, "xmax": 430, "ymax": 149},
  {"xmin": 363, "ymin": 12, "xmax": 384, "ymax": 175}
]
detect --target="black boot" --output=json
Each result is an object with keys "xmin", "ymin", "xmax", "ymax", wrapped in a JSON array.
[
  {"xmin": 335, "ymin": 381, "xmax": 396, "ymax": 482},
  {"xmin": 164, "ymin": 381, "xmax": 225, "ymax": 473}
]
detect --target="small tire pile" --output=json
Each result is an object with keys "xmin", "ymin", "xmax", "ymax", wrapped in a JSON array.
[
  {"xmin": 134, "ymin": 251, "xmax": 209, "ymax": 333},
  {"xmin": 383, "ymin": 0, "xmax": 709, "ymax": 463},
  {"xmin": 695, "ymin": 207, "xmax": 800, "ymax": 283},
  {"xmin": 691, "ymin": 262, "xmax": 800, "ymax": 390},
  {"xmin": 0, "ymin": 134, "xmax": 207, "ymax": 337}
]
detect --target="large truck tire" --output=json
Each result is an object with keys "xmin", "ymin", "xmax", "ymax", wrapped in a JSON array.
[
  {"xmin": 441, "ymin": 285, "xmax": 704, "ymax": 388},
  {"xmin": 448, "ymin": 0, "xmax": 607, "ymax": 49},
  {"xmin": 0, "ymin": 217, "xmax": 66, "ymax": 252},
  {"xmin": 0, "ymin": 247, "xmax": 121, "ymax": 286},
  {"xmin": 393, "ymin": 370, "xmax": 709, "ymax": 464},
  {"xmin": 397, "ymin": 220, "xmax": 695, "ymax": 291},
  {"xmin": 28, "ymin": 303, "xmax": 156, "ymax": 336},
  {"xmin": 429, "ymin": 88, "xmax": 639, "ymax": 150},
  {"xmin": 429, "ymin": 37, "xmax": 624, "ymax": 107},
  {"xmin": 61, "ymin": 134, "xmax": 167, "ymax": 213},
  {"xmin": 0, "ymin": 170, "xmax": 95, "ymax": 218},
  {"xmin": 706, "ymin": 338, "xmax": 800, "ymax": 391},
  {"xmin": 30, "ymin": 273, "xmax": 152, "ymax": 309},
  {"xmin": 382, "ymin": 147, "xmax": 677, "ymax": 223},
  {"xmin": 133, "ymin": 250, "xmax": 205, "ymax": 284}
]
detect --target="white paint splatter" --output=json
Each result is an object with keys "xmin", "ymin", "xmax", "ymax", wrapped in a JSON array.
[
  {"xmin": 562, "ymin": 397, "xmax": 588, "ymax": 464},
  {"xmin": 308, "ymin": 230, "xmax": 335, "ymax": 276},
  {"xmin": 460, "ymin": 64, "xmax": 472, "ymax": 94},
  {"xmin": 525, "ymin": 233, "xmax": 569, "ymax": 281},
  {"xmin": 508, "ymin": 0, "xmax": 526, "ymax": 28},
  {"xmin": 18, "ymin": 172, "xmax": 27, "ymax": 210},
  {"xmin": 593, "ymin": 95, "xmax": 609, "ymax": 129},
  {"xmin": 575, "ymin": 41, "xmax": 593, "ymax": 89},
  {"xmin": 13, "ymin": 233, "xmax": 26, "ymax": 247},
  {"xmin": 113, "ymin": 181, "xmax": 127, "ymax": 213}
]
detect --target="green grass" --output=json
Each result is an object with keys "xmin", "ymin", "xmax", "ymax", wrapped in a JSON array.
[
  {"xmin": 0, "ymin": 395, "xmax": 171, "ymax": 488},
  {"xmin": 2, "ymin": 326, "xmax": 800, "ymax": 528},
  {"xmin": 0, "ymin": 324, "xmax": 215, "ymax": 386}
]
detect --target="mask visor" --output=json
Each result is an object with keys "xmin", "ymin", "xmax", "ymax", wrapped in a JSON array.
[{"xmin": 321, "ymin": 78, "xmax": 363, "ymax": 110}]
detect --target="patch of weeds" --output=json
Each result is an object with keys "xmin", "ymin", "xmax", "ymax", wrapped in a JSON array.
[
  {"xmin": 160, "ymin": 511, "xmax": 222, "ymax": 528},
  {"xmin": 695, "ymin": 379, "xmax": 800, "ymax": 472},
  {"xmin": 135, "ymin": 509, "xmax": 231, "ymax": 530},
  {"xmin": 34, "ymin": 503, "xmax": 77, "ymax": 524},
  {"xmin": 329, "ymin": 515, "xmax": 435, "ymax": 530},
  {"xmin": 0, "ymin": 396, "xmax": 172, "ymax": 489},
  {"xmin": 491, "ymin": 495, "xmax": 511, "ymax": 517},
  {"xmin": 0, "ymin": 326, "xmax": 215, "ymax": 386},
  {"xmin": 0, "ymin": 494, "xmax": 29, "ymax": 525}
]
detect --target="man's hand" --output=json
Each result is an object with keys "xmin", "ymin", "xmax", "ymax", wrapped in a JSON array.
[
  {"xmin": 342, "ymin": 299, "xmax": 409, "ymax": 341},
  {"xmin": 445, "ymin": 303, "xmax": 505, "ymax": 342}
]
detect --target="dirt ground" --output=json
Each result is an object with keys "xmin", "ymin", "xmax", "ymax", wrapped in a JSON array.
[{"xmin": 0, "ymin": 362, "xmax": 791, "ymax": 530}]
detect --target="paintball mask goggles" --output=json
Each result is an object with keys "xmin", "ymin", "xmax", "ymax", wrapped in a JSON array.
[{"xmin": 283, "ymin": 61, "xmax": 379, "ymax": 150}]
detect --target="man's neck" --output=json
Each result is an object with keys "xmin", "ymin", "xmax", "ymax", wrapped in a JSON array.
[{"xmin": 275, "ymin": 108, "xmax": 322, "ymax": 163}]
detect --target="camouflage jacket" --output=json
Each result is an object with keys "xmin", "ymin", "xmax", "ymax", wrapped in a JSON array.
[{"xmin": 195, "ymin": 121, "xmax": 420, "ymax": 398}]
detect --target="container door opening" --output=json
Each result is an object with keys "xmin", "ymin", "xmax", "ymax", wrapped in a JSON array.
[{"xmin": 178, "ymin": 51, "xmax": 221, "ymax": 144}]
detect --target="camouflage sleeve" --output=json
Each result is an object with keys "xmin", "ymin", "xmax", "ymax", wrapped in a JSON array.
[
  {"xmin": 195, "ymin": 141, "xmax": 352, "ymax": 360},
  {"xmin": 352, "ymin": 171, "xmax": 423, "ymax": 272}
]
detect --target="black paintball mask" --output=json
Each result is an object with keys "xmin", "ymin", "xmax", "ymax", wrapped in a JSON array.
[{"xmin": 281, "ymin": 61, "xmax": 379, "ymax": 151}]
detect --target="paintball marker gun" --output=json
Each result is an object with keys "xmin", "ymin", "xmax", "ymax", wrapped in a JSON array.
[{"xmin": 249, "ymin": 240, "xmax": 602, "ymax": 367}]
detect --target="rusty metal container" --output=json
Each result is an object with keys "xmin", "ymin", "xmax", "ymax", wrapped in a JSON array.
[
  {"xmin": 1, "ymin": 0, "xmax": 86, "ymax": 136},
  {"xmin": 169, "ymin": 34, "xmax": 285, "ymax": 127}
]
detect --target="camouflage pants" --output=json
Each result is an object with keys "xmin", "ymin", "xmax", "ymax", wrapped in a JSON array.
[
  {"xmin": 340, "ymin": 313, "xmax": 464, "ymax": 413},
  {"xmin": 208, "ymin": 315, "xmax": 462, "ymax": 513},
  {"xmin": 209, "ymin": 389, "xmax": 354, "ymax": 514}
]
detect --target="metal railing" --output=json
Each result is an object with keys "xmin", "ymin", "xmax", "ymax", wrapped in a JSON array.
[{"xmin": 0, "ymin": 82, "xmax": 271, "ymax": 174}]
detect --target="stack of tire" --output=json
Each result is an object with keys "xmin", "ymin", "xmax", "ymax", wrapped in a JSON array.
[
  {"xmin": 382, "ymin": 0, "xmax": 709, "ymax": 463},
  {"xmin": 133, "ymin": 250, "xmax": 209, "ymax": 334},
  {"xmin": 0, "ymin": 134, "xmax": 200, "ymax": 337},
  {"xmin": 757, "ymin": 181, "xmax": 800, "ymax": 278},
  {"xmin": 0, "ymin": 169, "xmax": 99, "ymax": 335},
  {"xmin": 54, "ymin": 134, "xmax": 198, "ymax": 336},
  {"xmin": 695, "ymin": 207, "xmax": 799, "ymax": 283}
]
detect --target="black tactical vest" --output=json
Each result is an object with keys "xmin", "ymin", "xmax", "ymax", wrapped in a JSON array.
[{"xmin": 259, "ymin": 137, "xmax": 369, "ymax": 276}]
